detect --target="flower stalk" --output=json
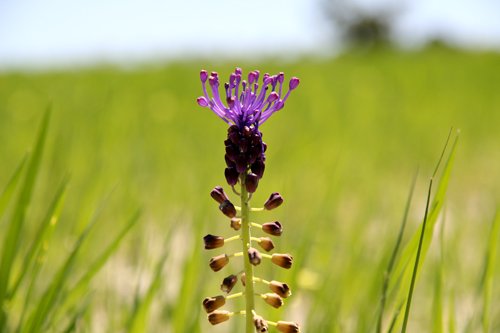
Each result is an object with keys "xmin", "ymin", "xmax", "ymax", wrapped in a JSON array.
[{"xmin": 240, "ymin": 179, "xmax": 257, "ymax": 332}]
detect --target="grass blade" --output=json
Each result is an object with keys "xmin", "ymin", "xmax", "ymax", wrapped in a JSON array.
[
  {"xmin": 22, "ymin": 187, "xmax": 115, "ymax": 333},
  {"xmin": 376, "ymin": 168, "xmax": 418, "ymax": 333},
  {"xmin": 0, "ymin": 153, "xmax": 28, "ymax": 221},
  {"xmin": 386, "ymin": 129, "xmax": 459, "ymax": 333},
  {"xmin": 57, "ymin": 208, "xmax": 141, "ymax": 314},
  {"xmin": 15, "ymin": 179, "xmax": 69, "ymax": 333},
  {"xmin": 128, "ymin": 239, "xmax": 169, "ymax": 333},
  {"xmin": 8, "ymin": 176, "xmax": 70, "ymax": 300},
  {"xmin": 481, "ymin": 207, "xmax": 500, "ymax": 332},
  {"xmin": 0, "ymin": 108, "xmax": 50, "ymax": 330}
]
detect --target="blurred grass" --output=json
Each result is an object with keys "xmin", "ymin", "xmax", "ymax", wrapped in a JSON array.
[{"xmin": 0, "ymin": 45, "xmax": 500, "ymax": 332}]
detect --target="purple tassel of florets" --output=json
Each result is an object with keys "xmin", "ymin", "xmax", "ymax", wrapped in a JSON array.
[{"xmin": 197, "ymin": 68, "xmax": 300, "ymax": 129}]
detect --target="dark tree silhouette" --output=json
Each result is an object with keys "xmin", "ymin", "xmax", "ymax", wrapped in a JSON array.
[{"xmin": 322, "ymin": 0, "xmax": 405, "ymax": 48}]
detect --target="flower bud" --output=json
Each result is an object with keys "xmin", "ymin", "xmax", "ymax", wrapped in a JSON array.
[
  {"xmin": 238, "ymin": 138, "xmax": 249, "ymax": 153},
  {"xmin": 253, "ymin": 315, "xmax": 269, "ymax": 332},
  {"xmin": 219, "ymin": 200, "xmax": 236, "ymax": 218},
  {"xmin": 204, "ymin": 234, "xmax": 224, "ymax": 250},
  {"xmin": 271, "ymin": 253, "xmax": 293, "ymax": 269},
  {"xmin": 262, "ymin": 221, "xmax": 282, "ymax": 236},
  {"xmin": 220, "ymin": 274, "xmax": 238, "ymax": 293},
  {"xmin": 225, "ymin": 144, "xmax": 238, "ymax": 161},
  {"xmin": 224, "ymin": 168, "xmax": 239, "ymax": 186},
  {"xmin": 202, "ymin": 295, "xmax": 226, "ymax": 313},
  {"xmin": 197, "ymin": 96, "xmax": 209, "ymax": 107},
  {"xmin": 210, "ymin": 186, "xmax": 228, "ymax": 204},
  {"xmin": 289, "ymin": 77, "xmax": 300, "ymax": 90},
  {"xmin": 225, "ymin": 154, "xmax": 236, "ymax": 168},
  {"xmin": 257, "ymin": 237, "xmax": 275, "ymax": 252},
  {"xmin": 235, "ymin": 155, "xmax": 248, "ymax": 174},
  {"xmin": 242, "ymin": 126, "xmax": 252, "ymax": 138},
  {"xmin": 248, "ymin": 248, "xmax": 262, "ymax": 266},
  {"xmin": 264, "ymin": 192, "xmax": 284, "ymax": 210},
  {"xmin": 251, "ymin": 160, "xmax": 265, "ymax": 179},
  {"xmin": 263, "ymin": 293, "xmax": 283, "ymax": 309},
  {"xmin": 245, "ymin": 173, "xmax": 259, "ymax": 193},
  {"xmin": 250, "ymin": 133, "xmax": 261, "ymax": 146},
  {"xmin": 230, "ymin": 217, "xmax": 241, "ymax": 231},
  {"xmin": 269, "ymin": 281, "xmax": 292, "ymax": 298},
  {"xmin": 209, "ymin": 254, "xmax": 229, "ymax": 272},
  {"xmin": 200, "ymin": 70, "xmax": 208, "ymax": 83},
  {"xmin": 247, "ymin": 146, "xmax": 260, "ymax": 165},
  {"xmin": 276, "ymin": 321, "xmax": 301, "ymax": 333},
  {"xmin": 207, "ymin": 310, "xmax": 231, "ymax": 325},
  {"xmin": 229, "ymin": 131, "xmax": 240, "ymax": 145},
  {"xmin": 227, "ymin": 124, "xmax": 239, "ymax": 135},
  {"xmin": 241, "ymin": 273, "xmax": 246, "ymax": 286}
]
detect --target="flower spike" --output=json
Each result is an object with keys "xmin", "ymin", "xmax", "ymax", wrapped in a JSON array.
[{"xmin": 200, "ymin": 68, "xmax": 300, "ymax": 332}]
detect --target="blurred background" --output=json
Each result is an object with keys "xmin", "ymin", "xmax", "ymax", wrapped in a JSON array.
[{"xmin": 1, "ymin": 0, "xmax": 500, "ymax": 332}]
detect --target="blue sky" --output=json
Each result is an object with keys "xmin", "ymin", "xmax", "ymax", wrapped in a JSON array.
[{"xmin": 0, "ymin": 0, "xmax": 499, "ymax": 70}]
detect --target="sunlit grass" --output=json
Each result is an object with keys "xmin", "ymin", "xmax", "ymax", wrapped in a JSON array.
[{"xmin": 0, "ymin": 45, "xmax": 499, "ymax": 332}]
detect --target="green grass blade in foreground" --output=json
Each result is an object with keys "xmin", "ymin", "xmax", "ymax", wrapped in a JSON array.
[
  {"xmin": 397, "ymin": 130, "xmax": 459, "ymax": 333},
  {"xmin": 0, "ymin": 108, "xmax": 50, "ymax": 330},
  {"xmin": 8, "ymin": 176, "xmax": 70, "ymax": 300},
  {"xmin": 128, "ymin": 236, "xmax": 170, "ymax": 333},
  {"xmin": 60, "ymin": 292, "xmax": 94, "ymax": 333},
  {"xmin": 57, "ymin": 208, "xmax": 141, "ymax": 315},
  {"xmin": 431, "ymin": 209, "xmax": 446, "ymax": 333},
  {"xmin": 376, "ymin": 168, "xmax": 418, "ymax": 333},
  {"xmin": 481, "ymin": 207, "xmax": 500, "ymax": 333},
  {"xmin": 15, "ymin": 179, "xmax": 69, "ymax": 333},
  {"xmin": 0, "ymin": 153, "xmax": 28, "ymax": 220},
  {"xmin": 22, "ymin": 187, "xmax": 115, "ymax": 333}
]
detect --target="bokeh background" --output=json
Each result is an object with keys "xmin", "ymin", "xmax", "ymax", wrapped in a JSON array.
[{"xmin": 1, "ymin": 0, "xmax": 500, "ymax": 332}]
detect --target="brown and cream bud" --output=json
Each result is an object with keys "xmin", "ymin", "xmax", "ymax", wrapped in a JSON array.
[
  {"xmin": 219, "ymin": 200, "xmax": 236, "ymax": 218},
  {"xmin": 230, "ymin": 217, "xmax": 242, "ymax": 231},
  {"xmin": 209, "ymin": 254, "xmax": 229, "ymax": 272},
  {"xmin": 242, "ymin": 126, "xmax": 252, "ymax": 138},
  {"xmin": 210, "ymin": 186, "xmax": 229, "ymax": 204},
  {"xmin": 262, "ymin": 221, "xmax": 283, "ymax": 236},
  {"xmin": 253, "ymin": 315, "xmax": 269, "ymax": 332},
  {"xmin": 263, "ymin": 293, "xmax": 283, "ymax": 309},
  {"xmin": 207, "ymin": 310, "xmax": 231, "ymax": 325},
  {"xmin": 271, "ymin": 253, "xmax": 293, "ymax": 269},
  {"xmin": 276, "ymin": 321, "xmax": 301, "ymax": 333},
  {"xmin": 202, "ymin": 295, "xmax": 226, "ymax": 313},
  {"xmin": 264, "ymin": 192, "xmax": 284, "ymax": 211},
  {"xmin": 204, "ymin": 234, "xmax": 224, "ymax": 250},
  {"xmin": 257, "ymin": 237, "xmax": 275, "ymax": 252},
  {"xmin": 269, "ymin": 281, "xmax": 292, "ymax": 298},
  {"xmin": 241, "ymin": 273, "xmax": 246, "ymax": 286},
  {"xmin": 221, "ymin": 274, "xmax": 238, "ymax": 293},
  {"xmin": 248, "ymin": 248, "xmax": 262, "ymax": 266}
]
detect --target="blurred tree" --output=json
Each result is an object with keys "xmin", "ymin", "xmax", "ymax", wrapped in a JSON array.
[{"xmin": 322, "ymin": 0, "xmax": 405, "ymax": 49}]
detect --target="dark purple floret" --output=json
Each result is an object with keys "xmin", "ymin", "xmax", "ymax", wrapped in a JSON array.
[
  {"xmin": 224, "ymin": 154, "xmax": 236, "ymax": 168},
  {"xmin": 197, "ymin": 68, "xmax": 299, "ymax": 129},
  {"xmin": 225, "ymin": 167, "xmax": 239, "ymax": 186},
  {"xmin": 246, "ymin": 173, "xmax": 259, "ymax": 193},
  {"xmin": 235, "ymin": 155, "xmax": 248, "ymax": 174},
  {"xmin": 251, "ymin": 160, "xmax": 265, "ymax": 179}
]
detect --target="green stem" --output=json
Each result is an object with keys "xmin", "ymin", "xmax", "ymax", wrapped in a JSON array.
[{"xmin": 240, "ymin": 176, "xmax": 255, "ymax": 333}]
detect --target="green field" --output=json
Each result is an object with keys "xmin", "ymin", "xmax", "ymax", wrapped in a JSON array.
[{"xmin": 1, "ymin": 45, "xmax": 500, "ymax": 332}]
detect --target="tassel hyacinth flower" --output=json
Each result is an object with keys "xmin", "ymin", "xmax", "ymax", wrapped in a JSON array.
[{"xmin": 199, "ymin": 68, "xmax": 301, "ymax": 332}]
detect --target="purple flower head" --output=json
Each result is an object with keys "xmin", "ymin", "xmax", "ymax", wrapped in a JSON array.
[{"xmin": 198, "ymin": 68, "xmax": 300, "ymax": 129}]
